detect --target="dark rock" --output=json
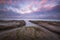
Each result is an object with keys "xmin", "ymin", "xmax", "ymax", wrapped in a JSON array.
[{"xmin": 0, "ymin": 20, "xmax": 26, "ymax": 30}]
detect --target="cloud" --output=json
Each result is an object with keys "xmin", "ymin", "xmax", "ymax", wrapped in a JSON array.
[
  {"xmin": 5, "ymin": 0, "xmax": 57, "ymax": 14},
  {"xmin": 0, "ymin": 0, "xmax": 60, "ymax": 20}
]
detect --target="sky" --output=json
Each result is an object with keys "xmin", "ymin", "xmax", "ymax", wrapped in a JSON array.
[{"xmin": 0, "ymin": 0, "xmax": 60, "ymax": 20}]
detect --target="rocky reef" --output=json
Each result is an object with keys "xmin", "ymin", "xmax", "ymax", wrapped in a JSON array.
[{"xmin": 0, "ymin": 20, "xmax": 25, "ymax": 30}]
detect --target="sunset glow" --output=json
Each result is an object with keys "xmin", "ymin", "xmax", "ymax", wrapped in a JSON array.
[
  {"xmin": 0, "ymin": 0, "xmax": 60, "ymax": 20},
  {"xmin": 5, "ymin": 0, "xmax": 56, "ymax": 14}
]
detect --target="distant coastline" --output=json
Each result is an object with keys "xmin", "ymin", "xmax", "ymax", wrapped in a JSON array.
[{"xmin": 0, "ymin": 19, "xmax": 60, "ymax": 22}]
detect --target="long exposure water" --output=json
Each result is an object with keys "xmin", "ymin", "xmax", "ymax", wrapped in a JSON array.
[{"xmin": 25, "ymin": 20, "xmax": 39, "ymax": 27}]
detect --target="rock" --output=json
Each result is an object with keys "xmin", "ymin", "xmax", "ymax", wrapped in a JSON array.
[
  {"xmin": 0, "ymin": 27, "xmax": 59, "ymax": 40},
  {"xmin": 0, "ymin": 20, "xmax": 26, "ymax": 30}
]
